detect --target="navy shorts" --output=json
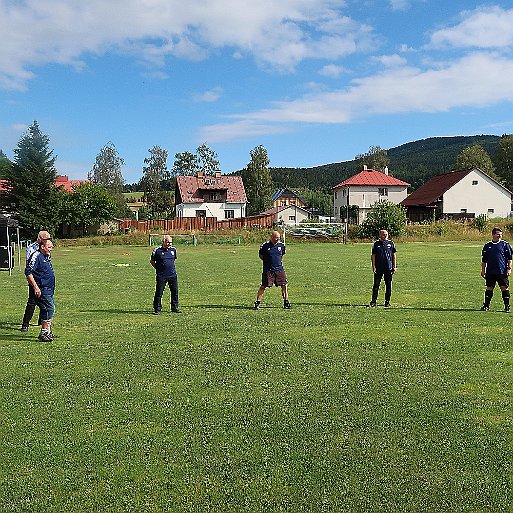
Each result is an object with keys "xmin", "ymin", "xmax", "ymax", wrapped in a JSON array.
[
  {"xmin": 485, "ymin": 274, "xmax": 509, "ymax": 288},
  {"xmin": 262, "ymin": 271, "xmax": 288, "ymax": 287}
]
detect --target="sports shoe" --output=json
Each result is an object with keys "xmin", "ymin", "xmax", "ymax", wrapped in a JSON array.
[
  {"xmin": 367, "ymin": 302, "xmax": 376, "ymax": 308},
  {"xmin": 171, "ymin": 309, "xmax": 181, "ymax": 314},
  {"xmin": 284, "ymin": 301, "xmax": 292, "ymax": 310},
  {"xmin": 253, "ymin": 301, "xmax": 260, "ymax": 310},
  {"xmin": 153, "ymin": 310, "xmax": 160, "ymax": 315},
  {"xmin": 20, "ymin": 326, "xmax": 29, "ymax": 333},
  {"xmin": 38, "ymin": 332, "xmax": 53, "ymax": 342},
  {"xmin": 480, "ymin": 305, "xmax": 490, "ymax": 311},
  {"xmin": 49, "ymin": 332, "xmax": 59, "ymax": 339},
  {"xmin": 505, "ymin": 305, "xmax": 511, "ymax": 313},
  {"xmin": 384, "ymin": 301, "xmax": 391, "ymax": 308}
]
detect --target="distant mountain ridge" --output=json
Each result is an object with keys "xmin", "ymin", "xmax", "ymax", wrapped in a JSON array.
[{"xmin": 270, "ymin": 135, "xmax": 501, "ymax": 191}]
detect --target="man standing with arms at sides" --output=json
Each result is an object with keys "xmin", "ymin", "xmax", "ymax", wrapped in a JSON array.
[
  {"xmin": 481, "ymin": 227, "xmax": 512, "ymax": 313},
  {"xmin": 20, "ymin": 230, "xmax": 51, "ymax": 332},
  {"xmin": 367, "ymin": 229, "xmax": 397, "ymax": 308},
  {"xmin": 150, "ymin": 235, "xmax": 180, "ymax": 314},
  {"xmin": 25, "ymin": 238, "xmax": 57, "ymax": 342},
  {"xmin": 253, "ymin": 230, "xmax": 291, "ymax": 310}
]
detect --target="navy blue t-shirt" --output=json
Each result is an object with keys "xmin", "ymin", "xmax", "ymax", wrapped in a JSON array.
[
  {"xmin": 259, "ymin": 241, "xmax": 286, "ymax": 272},
  {"xmin": 482, "ymin": 240, "xmax": 512, "ymax": 275},
  {"xmin": 372, "ymin": 239, "xmax": 396, "ymax": 272},
  {"xmin": 25, "ymin": 251, "xmax": 55, "ymax": 294},
  {"xmin": 151, "ymin": 246, "xmax": 177, "ymax": 278}
]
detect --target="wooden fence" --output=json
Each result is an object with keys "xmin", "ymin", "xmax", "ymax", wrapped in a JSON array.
[{"xmin": 117, "ymin": 213, "xmax": 277, "ymax": 233}]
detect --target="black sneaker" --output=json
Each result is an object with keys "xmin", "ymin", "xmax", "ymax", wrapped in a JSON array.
[
  {"xmin": 49, "ymin": 332, "xmax": 59, "ymax": 339},
  {"xmin": 505, "ymin": 306, "xmax": 511, "ymax": 313},
  {"xmin": 384, "ymin": 301, "xmax": 391, "ymax": 308},
  {"xmin": 171, "ymin": 309, "xmax": 181, "ymax": 314},
  {"xmin": 480, "ymin": 305, "xmax": 490, "ymax": 311},
  {"xmin": 284, "ymin": 301, "xmax": 292, "ymax": 310},
  {"xmin": 20, "ymin": 326, "xmax": 29, "ymax": 333},
  {"xmin": 367, "ymin": 302, "xmax": 376, "ymax": 308},
  {"xmin": 38, "ymin": 332, "xmax": 53, "ymax": 342},
  {"xmin": 253, "ymin": 302, "xmax": 260, "ymax": 310}
]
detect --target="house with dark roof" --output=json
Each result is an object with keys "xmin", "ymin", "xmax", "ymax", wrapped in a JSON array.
[
  {"xmin": 401, "ymin": 168, "xmax": 512, "ymax": 222},
  {"xmin": 259, "ymin": 204, "xmax": 310, "ymax": 226},
  {"xmin": 332, "ymin": 167, "xmax": 410, "ymax": 224},
  {"xmin": 175, "ymin": 172, "xmax": 247, "ymax": 220},
  {"xmin": 272, "ymin": 188, "xmax": 306, "ymax": 209}
]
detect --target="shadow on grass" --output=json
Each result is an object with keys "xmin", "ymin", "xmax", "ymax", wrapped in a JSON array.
[
  {"xmin": 293, "ymin": 302, "xmax": 481, "ymax": 312},
  {"xmin": 0, "ymin": 321, "xmax": 23, "ymax": 331}
]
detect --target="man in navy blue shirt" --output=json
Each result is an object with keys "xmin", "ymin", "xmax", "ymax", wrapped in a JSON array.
[
  {"xmin": 368, "ymin": 229, "xmax": 397, "ymax": 308},
  {"xmin": 481, "ymin": 227, "xmax": 512, "ymax": 312},
  {"xmin": 253, "ymin": 230, "xmax": 291, "ymax": 310},
  {"xmin": 20, "ymin": 230, "xmax": 50, "ymax": 332},
  {"xmin": 150, "ymin": 235, "xmax": 179, "ymax": 314},
  {"xmin": 25, "ymin": 238, "xmax": 57, "ymax": 341}
]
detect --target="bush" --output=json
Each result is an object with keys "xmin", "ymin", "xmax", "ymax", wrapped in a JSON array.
[{"xmin": 358, "ymin": 200, "xmax": 407, "ymax": 239}]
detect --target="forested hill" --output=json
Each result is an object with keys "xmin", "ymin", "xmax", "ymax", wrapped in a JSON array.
[{"xmin": 269, "ymin": 135, "xmax": 501, "ymax": 191}]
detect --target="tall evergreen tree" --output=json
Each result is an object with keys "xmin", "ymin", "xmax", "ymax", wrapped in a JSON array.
[
  {"xmin": 0, "ymin": 150, "xmax": 11, "ymax": 179},
  {"xmin": 494, "ymin": 134, "xmax": 513, "ymax": 189},
  {"xmin": 0, "ymin": 121, "xmax": 59, "ymax": 237},
  {"xmin": 241, "ymin": 145, "xmax": 274, "ymax": 215}
]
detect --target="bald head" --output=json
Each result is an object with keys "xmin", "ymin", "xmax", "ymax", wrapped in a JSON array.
[
  {"xmin": 270, "ymin": 231, "xmax": 281, "ymax": 244},
  {"xmin": 37, "ymin": 231, "xmax": 51, "ymax": 243},
  {"xmin": 162, "ymin": 235, "xmax": 173, "ymax": 248}
]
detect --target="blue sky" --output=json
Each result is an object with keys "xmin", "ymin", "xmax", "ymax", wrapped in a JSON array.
[{"xmin": 1, "ymin": 0, "xmax": 513, "ymax": 184}]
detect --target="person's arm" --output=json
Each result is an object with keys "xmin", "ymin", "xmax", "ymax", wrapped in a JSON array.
[
  {"xmin": 392, "ymin": 252, "xmax": 397, "ymax": 273},
  {"xmin": 507, "ymin": 259, "xmax": 512, "ymax": 276},
  {"xmin": 371, "ymin": 253, "xmax": 376, "ymax": 273},
  {"xmin": 150, "ymin": 258, "xmax": 157, "ymax": 269},
  {"xmin": 481, "ymin": 261, "xmax": 487, "ymax": 278},
  {"xmin": 26, "ymin": 273, "xmax": 41, "ymax": 298}
]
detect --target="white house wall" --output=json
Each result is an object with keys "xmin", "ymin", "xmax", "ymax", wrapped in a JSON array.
[
  {"xmin": 176, "ymin": 202, "xmax": 246, "ymax": 219},
  {"xmin": 275, "ymin": 206, "xmax": 309, "ymax": 225},
  {"xmin": 443, "ymin": 170, "xmax": 511, "ymax": 218},
  {"xmin": 333, "ymin": 185, "xmax": 408, "ymax": 221}
]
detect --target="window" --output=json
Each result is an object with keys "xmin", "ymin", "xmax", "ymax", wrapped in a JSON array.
[
  {"xmin": 378, "ymin": 188, "xmax": 388, "ymax": 196},
  {"xmin": 225, "ymin": 210, "xmax": 234, "ymax": 219},
  {"xmin": 289, "ymin": 216, "xmax": 296, "ymax": 221},
  {"xmin": 460, "ymin": 209, "xmax": 467, "ymax": 213},
  {"xmin": 195, "ymin": 210, "xmax": 206, "ymax": 217},
  {"xmin": 472, "ymin": 180, "xmax": 478, "ymax": 185},
  {"xmin": 210, "ymin": 192, "xmax": 220, "ymax": 201},
  {"xmin": 334, "ymin": 192, "xmax": 338, "ymax": 199},
  {"xmin": 488, "ymin": 208, "xmax": 494, "ymax": 214}
]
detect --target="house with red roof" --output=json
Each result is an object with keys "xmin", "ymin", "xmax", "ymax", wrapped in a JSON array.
[
  {"xmin": 175, "ymin": 172, "xmax": 247, "ymax": 220},
  {"xmin": 259, "ymin": 204, "xmax": 310, "ymax": 226},
  {"xmin": 332, "ymin": 166, "xmax": 410, "ymax": 224},
  {"xmin": 401, "ymin": 168, "xmax": 512, "ymax": 222},
  {"xmin": 54, "ymin": 175, "xmax": 89, "ymax": 192}
]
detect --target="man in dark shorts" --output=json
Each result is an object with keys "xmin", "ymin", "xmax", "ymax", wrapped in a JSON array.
[
  {"xmin": 25, "ymin": 238, "xmax": 57, "ymax": 341},
  {"xmin": 481, "ymin": 227, "xmax": 512, "ymax": 312},
  {"xmin": 253, "ymin": 230, "xmax": 291, "ymax": 310},
  {"xmin": 150, "ymin": 235, "xmax": 180, "ymax": 314},
  {"xmin": 367, "ymin": 229, "xmax": 397, "ymax": 308}
]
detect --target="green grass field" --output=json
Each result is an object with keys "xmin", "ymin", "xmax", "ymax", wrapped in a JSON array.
[{"xmin": 1, "ymin": 241, "xmax": 512, "ymax": 513}]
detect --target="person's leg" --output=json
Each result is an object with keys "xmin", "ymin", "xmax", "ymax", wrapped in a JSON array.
[
  {"xmin": 37, "ymin": 295, "xmax": 54, "ymax": 341},
  {"xmin": 153, "ymin": 276, "xmax": 166, "ymax": 313},
  {"xmin": 169, "ymin": 276, "xmax": 179, "ymax": 312},
  {"xmin": 254, "ymin": 274, "xmax": 268, "ymax": 309},
  {"xmin": 370, "ymin": 271, "xmax": 383, "ymax": 305},
  {"xmin": 499, "ymin": 278, "xmax": 510, "ymax": 311},
  {"xmin": 21, "ymin": 290, "xmax": 37, "ymax": 330},
  {"xmin": 384, "ymin": 271, "xmax": 393, "ymax": 305}
]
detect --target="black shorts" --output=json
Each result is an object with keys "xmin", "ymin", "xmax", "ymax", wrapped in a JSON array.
[
  {"xmin": 485, "ymin": 274, "xmax": 509, "ymax": 288},
  {"xmin": 262, "ymin": 271, "xmax": 288, "ymax": 287}
]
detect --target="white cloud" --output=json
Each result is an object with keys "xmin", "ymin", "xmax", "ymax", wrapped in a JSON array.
[
  {"xmin": 373, "ymin": 54, "xmax": 407, "ymax": 67},
  {"xmin": 0, "ymin": 0, "xmax": 374, "ymax": 89},
  {"xmin": 319, "ymin": 64, "xmax": 348, "ymax": 78},
  {"xmin": 199, "ymin": 120, "xmax": 293, "ymax": 143},
  {"xmin": 429, "ymin": 6, "xmax": 513, "ymax": 49},
  {"xmin": 389, "ymin": 0, "xmax": 409, "ymax": 11},
  {"xmin": 203, "ymin": 52, "xmax": 513, "ymax": 139},
  {"xmin": 193, "ymin": 87, "xmax": 223, "ymax": 103}
]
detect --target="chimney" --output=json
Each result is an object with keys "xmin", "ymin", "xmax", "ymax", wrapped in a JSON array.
[
  {"xmin": 215, "ymin": 171, "xmax": 221, "ymax": 178},
  {"xmin": 384, "ymin": 166, "xmax": 389, "ymax": 175},
  {"xmin": 363, "ymin": 165, "xmax": 367, "ymax": 171}
]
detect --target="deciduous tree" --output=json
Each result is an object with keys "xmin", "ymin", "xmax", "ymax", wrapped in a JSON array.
[
  {"xmin": 141, "ymin": 146, "xmax": 174, "ymax": 218},
  {"xmin": 241, "ymin": 145, "xmax": 274, "ymax": 215},
  {"xmin": 355, "ymin": 145, "xmax": 390, "ymax": 172},
  {"xmin": 455, "ymin": 144, "xmax": 500, "ymax": 181},
  {"xmin": 494, "ymin": 134, "xmax": 513, "ymax": 189},
  {"xmin": 172, "ymin": 151, "xmax": 199, "ymax": 177},
  {"xmin": 359, "ymin": 200, "xmax": 407, "ymax": 239},
  {"xmin": 196, "ymin": 143, "xmax": 220, "ymax": 176}
]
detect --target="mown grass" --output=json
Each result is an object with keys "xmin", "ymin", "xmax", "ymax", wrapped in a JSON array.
[{"xmin": 0, "ymin": 241, "xmax": 512, "ymax": 512}]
